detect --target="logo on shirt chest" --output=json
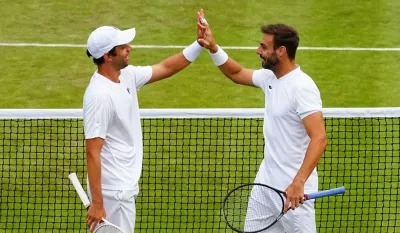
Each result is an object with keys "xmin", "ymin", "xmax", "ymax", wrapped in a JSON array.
[{"xmin": 126, "ymin": 87, "xmax": 130, "ymax": 94}]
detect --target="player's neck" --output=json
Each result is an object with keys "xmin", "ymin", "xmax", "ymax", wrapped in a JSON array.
[
  {"xmin": 98, "ymin": 64, "xmax": 121, "ymax": 83},
  {"xmin": 274, "ymin": 60, "xmax": 297, "ymax": 79}
]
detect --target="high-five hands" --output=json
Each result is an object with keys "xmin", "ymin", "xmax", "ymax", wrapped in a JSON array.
[{"xmin": 196, "ymin": 9, "xmax": 218, "ymax": 53}]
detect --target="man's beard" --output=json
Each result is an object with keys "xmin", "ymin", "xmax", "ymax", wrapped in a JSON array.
[
  {"xmin": 261, "ymin": 53, "xmax": 279, "ymax": 71},
  {"xmin": 113, "ymin": 59, "xmax": 129, "ymax": 70},
  {"xmin": 120, "ymin": 63, "xmax": 129, "ymax": 69}
]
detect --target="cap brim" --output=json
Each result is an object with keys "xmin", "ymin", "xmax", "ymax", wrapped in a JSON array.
[{"xmin": 116, "ymin": 28, "xmax": 136, "ymax": 46}]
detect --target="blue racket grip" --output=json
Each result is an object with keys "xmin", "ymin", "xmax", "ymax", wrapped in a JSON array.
[{"xmin": 304, "ymin": 186, "xmax": 345, "ymax": 200}]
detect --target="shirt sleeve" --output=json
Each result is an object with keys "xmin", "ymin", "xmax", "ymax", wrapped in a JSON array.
[
  {"xmin": 83, "ymin": 94, "xmax": 114, "ymax": 139},
  {"xmin": 252, "ymin": 69, "xmax": 274, "ymax": 91},
  {"xmin": 294, "ymin": 82, "xmax": 322, "ymax": 119},
  {"xmin": 123, "ymin": 65, "xmax": 152, "ymax": 90}
]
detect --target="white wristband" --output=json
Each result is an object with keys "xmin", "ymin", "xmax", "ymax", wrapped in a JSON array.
[
  {"xmin": 182, "ymin": 41, "xmax": 204, "ymax": 62},
  {"xmin": 209, "ymin": 45, "xmax": 229, "ymax": 66}
]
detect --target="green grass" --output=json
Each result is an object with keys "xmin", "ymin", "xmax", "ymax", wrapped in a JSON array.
[
  {"xmin": 2, "ymin": 0, "xmax": 400, "ymax": 47},
  {"xmin": 1, "ymin": 0, "xmax": 400, "ymax": 108},
  {"xmin": 1, "ymin": 47, "xmax": 400, "ymax": 108},
  {"xmin": 1, "ymin": 0, "xmax": 400, "ymax": 232}
]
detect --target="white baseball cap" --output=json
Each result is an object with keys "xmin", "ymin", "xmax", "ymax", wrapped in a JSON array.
[{"xmin": 87, "ymin": 26, "xmax": 136, "ymax": 59}]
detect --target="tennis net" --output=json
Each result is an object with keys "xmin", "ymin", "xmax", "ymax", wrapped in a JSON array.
[{"xmin": 0, "ymin": 108, "xmax": 399, "ymax": 232}]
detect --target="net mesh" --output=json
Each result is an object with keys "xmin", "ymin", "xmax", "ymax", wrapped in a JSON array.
[{"xmin": 0, "ymin": 109, "xmax": 399, "ymax": 232}]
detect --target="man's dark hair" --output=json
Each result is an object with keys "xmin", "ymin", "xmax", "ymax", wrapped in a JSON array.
[
  {"xmin": 86, "ymin": 47, "xmax": 118, "ymax": 65},
  {"xmin": 261, "ymin": 24, "xmax": 299, "ymax": 60}
]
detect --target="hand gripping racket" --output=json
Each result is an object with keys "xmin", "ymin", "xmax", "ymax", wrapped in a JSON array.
[
  {"xmin": 222, "ymin": 183, "xmax": 345, "ymax": 233},
  {"xmin": 68, "ymin": 173, "xmax": 125, "ymax": 233}
]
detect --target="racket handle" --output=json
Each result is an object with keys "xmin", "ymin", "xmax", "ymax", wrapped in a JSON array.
[
  {"xmin": 305, "ymin": 186, "xmax": 345, "ymax": 200},
  {"xmin": 68, "ymin": 173, "xmax": 91, "ymax": 208}
]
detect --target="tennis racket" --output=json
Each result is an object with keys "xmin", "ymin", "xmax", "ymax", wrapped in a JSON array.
[
  {"xmin": 68, "ymin": 173, "xmax": 125, "ymax": 233},
  {"xmin": 222, "ymin": 183, "xmax": 345, "ymax": 233}
]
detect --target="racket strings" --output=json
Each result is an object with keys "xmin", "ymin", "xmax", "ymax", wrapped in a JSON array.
[
  {"xmin": 94, "ymin": 223, "xmax": 124, "ymax": 233},
  {"xmin": 223, "ymin": 184, "xmax": 284, "ymax": 232}
]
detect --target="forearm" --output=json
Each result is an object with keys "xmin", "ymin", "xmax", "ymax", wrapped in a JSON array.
[
  {"xmin": 209, "ymin": 45, "xmax": 240, "ymax": 78},
  {"xmin": 87, "ymin": 149, "xmax": 103, "ymax": 204},
  {"xmin": 208, "ymin": 45, "xmax": 255, "ymax": 86},
  {"xmin": 158, "ymin": 52, "xmax": 192, "ymax": 78},
  {"xmin": 218, "ymin": 58, "xmax": 244, "ymax": 82},
  {"xmin": 149, "ymin": 41, "xmax": 203, "ymax": 83},
  {"xmin": 294, "ymin": 137, "xmax": 327, "ymax": 184}
]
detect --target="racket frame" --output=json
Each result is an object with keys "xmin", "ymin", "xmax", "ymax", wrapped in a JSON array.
[{"xmin": 221, "ymin": 183, "xmax": 345, "ymax": 233}]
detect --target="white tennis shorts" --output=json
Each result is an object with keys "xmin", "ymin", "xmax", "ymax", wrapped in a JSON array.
[
  {"xmin": 87, "ymin": 183, "xmax": 137, "ymax": 233},
  {"xmin": 244, "ymin": 176, "xmax": 316, "ymax": 233}
]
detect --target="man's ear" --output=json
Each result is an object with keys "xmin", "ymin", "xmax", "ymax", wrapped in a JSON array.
[
  {"xmin": 278, "ymin": 46, "xmax": 286, "ymax": 57},
  {"xmin": 103, "ymin": 53, "xmax": 112, "ymax": 62}
]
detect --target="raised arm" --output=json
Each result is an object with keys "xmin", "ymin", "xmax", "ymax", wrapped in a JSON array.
[
  {"xmin": 196, "ymin": 9, "xmax": 256, "ymax": 87},
  {"xmin": 148, "ymin": 41, "xmax": 203, "ymax": 84},
  {"xmin": 147, "ymin": 11, "xmax": 209, "ymax": 84}
]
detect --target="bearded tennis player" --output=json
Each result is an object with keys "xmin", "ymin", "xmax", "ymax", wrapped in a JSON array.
[{"xmin": 197, "ymin": 9, "xmax": 328, "ymax": 233}]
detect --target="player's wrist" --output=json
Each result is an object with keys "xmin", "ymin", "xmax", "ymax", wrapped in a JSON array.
[
  {"xmin": 182, "ymin": 40, "xmax": 204, "ymax": 62},
  {"xmin": 91, "ymin": 200, "xmax": 103, "ymax": 205},
  {"xmin": 209, "ymin": 45, "xmax": 228, "ymax": 66},
  {"xmin": 91, "ymin": 195, "xmax": 104, "ymax": 205},
  {"xmin": 209, "ymin": 43, "xmax": 218, "ymax": 53},
  {"xmin": 293, "ymin": 177, "xmax": 306, "ymax": 185}
]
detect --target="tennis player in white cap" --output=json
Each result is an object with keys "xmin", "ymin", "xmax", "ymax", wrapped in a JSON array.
[{"xmin": 83, "ymin": 24, "xmax": 204, "ymax": 232}]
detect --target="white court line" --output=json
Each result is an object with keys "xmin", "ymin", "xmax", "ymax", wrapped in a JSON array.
[{"xmin": 0, "ymin": 43, "xmax": 400, "ymax": 51}]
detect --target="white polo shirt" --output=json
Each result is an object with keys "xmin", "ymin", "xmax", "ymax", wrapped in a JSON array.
[
  {"xmin": 252, "ymin": 66, "xmax": 322, "ymax": 193},
  {"xmin": 83, "ymin": 65, "xmax": 152, "ymax": 192}
]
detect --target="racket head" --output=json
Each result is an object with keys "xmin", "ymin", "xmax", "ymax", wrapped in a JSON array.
[
  {"xmin": 94, "ymin": 218, "xmax": 125, "ymax": 233},
  {"xmin": 221, "ymin": 183, "xmax": 285, "ymax": 233}
]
